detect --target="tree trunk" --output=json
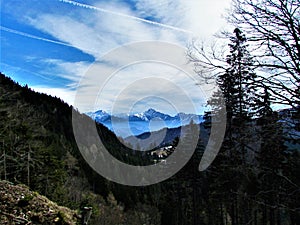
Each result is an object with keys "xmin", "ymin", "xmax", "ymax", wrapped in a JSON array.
[
  {"xmin": 263, "ymin": 205, "xmax": 267, "ymax": 225},
  {"xmin": 4, "ymin": 144, "xmax": 7, "ymax": 180},
  {"xmin": 27, "ymin": 149, "xmax": 30, "ymax": 187},
  {"xmin": 276, "ymin": 208, "xmax": 281, "ymax": 225},
  {"xmin": 231, "ymin": 200, "xmax": 236, "ymax": 225},
  {"xmin": 220, "ymin": 203, "xmax": 224, "ymax": 225},
  {"xmin": 254, "ymin": 209, "xmax": 257, "ymax": 225}
]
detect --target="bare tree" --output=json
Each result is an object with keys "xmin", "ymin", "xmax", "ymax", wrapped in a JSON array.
[{"xmin": 189, "ymin": 0, "xmax": 300, "ymax": 108}]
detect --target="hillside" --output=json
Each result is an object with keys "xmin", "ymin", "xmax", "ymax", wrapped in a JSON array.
[
  {"xmin": 124, "ymin": 122, "xmax": 209, "ymax": 151},
  {"xmin": 0, "ymin": 72, "xmax": 105, "ymax": 204},
  {"xmin": 1, "ymin": 72, "xmax": 299, "ymax": 225},
  {"xmin": 0, "ymin": 73, "xmax": 160, "ymax": 225},
  {"xmin": 0, "ymin": 180, "xmax": 80, "ymax": 224}
]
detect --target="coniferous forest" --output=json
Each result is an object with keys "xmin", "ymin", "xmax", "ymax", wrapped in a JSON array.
[{"xmin": 1, "ymin": 0, "xmax": 300, "ymax": 224}]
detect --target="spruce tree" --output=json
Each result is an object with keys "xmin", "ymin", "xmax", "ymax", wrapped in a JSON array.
[
  {"xmin": 219, "ymin": 28, "xmax": 257, "ymax": 122},
  {"xmin": 206, "ymin": 28, "xmax": 259, "ymax": 225},
  {"xmin": 221, "ymin": 28, "xmax": 257, "ymax": 163}
]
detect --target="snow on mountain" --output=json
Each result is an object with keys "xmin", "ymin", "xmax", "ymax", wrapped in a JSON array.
[
  {"xmin": 143, "ymin": 108, "xmax": 173, "ymax": 121},
  {"xmin": 133, "ymin": 112, "xmax": 148, "ymax": 121},
  {"xmin": 86, "ymin": 110, "xmax": 111, "ymax": 122},
  {"xmin": 174, "ymin": 112, "xmax": 204, "ymax": 124},
  {"xmin": 88, "ymin": 108, "xmax": 201, "ymax": 123},
  {"xmin": 86, "ymin": 108, "xmax": 204, "ymax": 137}
]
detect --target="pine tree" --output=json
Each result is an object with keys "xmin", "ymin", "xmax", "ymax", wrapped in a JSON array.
[
  {"xmin": 224, "ymin": 28, "xmax": 257, "ymax": 161},
  {"xmin": 219, "ymin": 28, "xmax": 257, "ymax": 121},
  {"xmin": 205, "ymin": 28, "xmax": 259, "ymax": 225}
]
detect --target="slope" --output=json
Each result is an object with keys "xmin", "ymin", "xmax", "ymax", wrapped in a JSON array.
[
  {"xmin": 0, "ymin": 180, "xmax": 80, "ymax": 225},
  {"xmin": 0, "ymin": 73, "xmax": 160, "ymax": 225}
]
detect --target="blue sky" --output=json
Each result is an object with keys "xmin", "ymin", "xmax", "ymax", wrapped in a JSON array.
[{"xmin": 1, "ymin": 0, "xmax": 231, "ymax": 115}]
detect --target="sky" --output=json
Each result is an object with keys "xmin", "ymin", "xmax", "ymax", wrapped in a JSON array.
[{"xmin": 0, "ymin": 0, "xmax": 232, "ymax": 115}]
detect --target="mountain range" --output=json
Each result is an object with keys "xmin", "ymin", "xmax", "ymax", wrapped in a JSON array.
[{"xmin": 86, "ymin": 108, "xmax": 204, "ymax": 137}]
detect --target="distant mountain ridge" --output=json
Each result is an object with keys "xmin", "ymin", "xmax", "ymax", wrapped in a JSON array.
[
  {"xmin": 124, "ymin": 123, "xmax": 209, "ymax": 151},
  {"xmin": 86, "ymin": 108, "xmax": 204, "ymax": 137}
]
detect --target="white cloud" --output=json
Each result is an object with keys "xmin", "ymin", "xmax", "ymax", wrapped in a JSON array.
[
  {"xmin": 74, "ymin": 60, "xmax": 210, "ymax": 114},
  {"xmin": 134, "ymin": 0, "xmax": 232, "ymax": 38},
  {"xmin": 59, "ymin": 0, "xmax": 194, "ymax": 34},
  {"xmin": 28, "ymin": 0, "xmax": 232, "ymax": 60},
  {"xmin": 184, "ymin": 0, "xmax": 232, "ymax": 37},
  {"xmin": 28, "ymin": 15, "xmax": 108, "ymax": 59},
  {"xmin": 40, "ymin": 59, "xmax": 91, "ymax": 83},
  {"xmin": 25, "ymin": 0, "xmax": 230, "ymax": 114}
]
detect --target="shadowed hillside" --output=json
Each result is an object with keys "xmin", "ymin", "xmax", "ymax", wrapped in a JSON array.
[
  {"xmin": 0, "ymin": 72, "xmax": 160, "ymax": 225},
  {"xmin": 1, "ymin": 72, "xmax": 299, "ymax": 225}
]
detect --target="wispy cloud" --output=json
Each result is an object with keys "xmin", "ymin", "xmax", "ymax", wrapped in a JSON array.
[
  {"xmin": 58, "ymin": 0, "xmax": 194, "ymax": 34},
  {"xmin": 39, "ymin": 59, "xmax": 91, "ymax": 83},
  {"xmin": 27, "ymin": 15, "xmax": 110, "ymax": 59},
  {"xmin": 74, "ymin": 59, "xmax": 208, "ymax": 114},
  {"xmin": 0, "ymin": 62, "xmax": 53, "ymax": 82},
  {"xmin": 0, "ymin": 25, "xmax": 74, "ymax": 48},
  {"xmin": 2, "ymin": 0, "xmax": 230, "ymax": 114},
  {"xmin": 134, "ymin": 0, "xmax": 231, "ymax": 38}
]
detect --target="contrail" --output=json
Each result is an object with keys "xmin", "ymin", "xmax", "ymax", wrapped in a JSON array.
[
  {"xmin": 0, "ymin": 62, "xmax": 53, "ymax": 81},
  {"xmin": 0, "ymin": 26, "xmax": 74, "ymax": 48},
  {"xmin": 58, "ymin": 0, "xmax": 194, "ymax": 35}
]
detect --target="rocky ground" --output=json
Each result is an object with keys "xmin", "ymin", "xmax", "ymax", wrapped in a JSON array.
[{"xmin": 0, "ymin": 180, "xmax": 80, "ymax": 225}]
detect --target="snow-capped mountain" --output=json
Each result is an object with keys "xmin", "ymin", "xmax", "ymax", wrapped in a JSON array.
[
  {"xmin": 174, "ymin": 112, "xmax": 202, "ymax": 124},
  {"xmin": 86, "ymin": 110, "xmax": 127, "ymax": 123},
  {"xmin": 86, "ymin": 108, "xmax": 203, "ymax": 137},
  {"xmin": 86, "ymin": 110, "xmax": 111, "ymax": 122},
  {"xmin": 142, "ymin": 108, "xmax": 173, "ymax": 121}
]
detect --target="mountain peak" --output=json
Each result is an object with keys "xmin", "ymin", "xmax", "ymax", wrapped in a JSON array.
[
  {"xmin": 145, "ymin": 108, "xmax": 157, "ymax": 113},
  {"xmin": 86, "ymin": 108, "xmax": 203, "ymax": 137},
  {"xmin": 95, "ymin": 109, "xmax": 107, "ymax": 114}
]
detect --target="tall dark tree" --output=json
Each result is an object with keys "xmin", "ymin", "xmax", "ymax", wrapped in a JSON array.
[
  {"xmin": 200, "ymin": 28, "xmax": 259, "ymax": 225},
  {"xmin": 187, "ymin": 0, "xmax": 300, "ymax": 223},
  {"xmin": 227, "ymin": 0, "xmax": 300, "ymax": 108},
  {"xmin": 189, "ymin": 0, "xmax": 300, "ymax": 109},
  {"xmin": 219, "ymin": 28, "xmax": 257, "ymax": 121},
  {"xmin": 212, "ymin": 28, "xmax": 257, "ymax": 164}
]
